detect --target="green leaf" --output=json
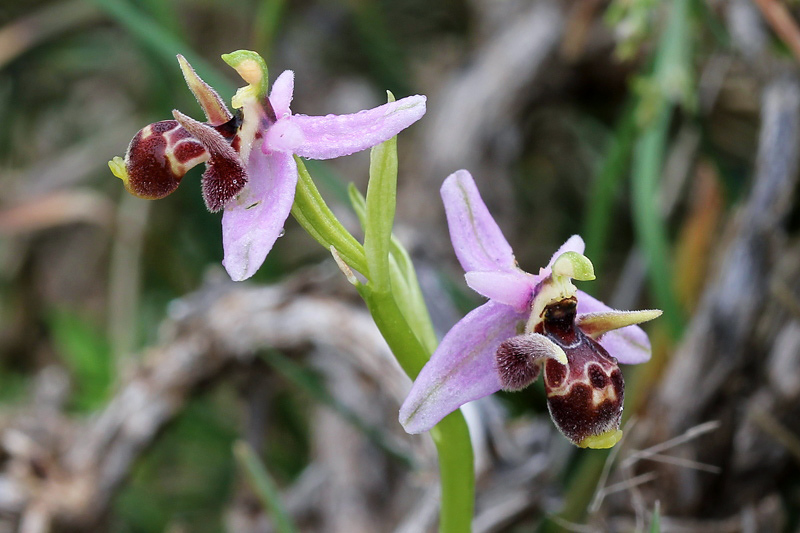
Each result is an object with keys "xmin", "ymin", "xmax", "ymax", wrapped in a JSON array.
[
  {"xmin": 349, "ymin": 183, "xmax": 437, "ymax": 353},
  {"xmin": 630, "ymin": 0, "xmax": 689, "ymax": 338},
  {"xmin": 363, "ymin": 100, "xmax": 398, "ymax": 293},
  {"xmin": 291, "ymin": 157, "xmax": 368, "ymax": 276}
]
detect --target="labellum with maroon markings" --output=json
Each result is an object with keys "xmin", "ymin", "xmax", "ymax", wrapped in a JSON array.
[
  {"xmin": 109, "ymin": 51, "xmax": 426, "ymax": 281},
  {"xmin": 400, "ymin": 170, "xmax": 661, "ymax": 448}
]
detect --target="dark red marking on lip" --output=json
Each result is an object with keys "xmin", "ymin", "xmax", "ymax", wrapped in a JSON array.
[
  {"xmin": 545, "ymin": 358, "xmax": 566, "ymax": 389},
  {"xmin": 589, "ymin": 364, "xmax": 607, "ymax": 389},
  {"xmin": 611, "ymin": 368, "xmax": 624, "ymax": 397},
  {"xmin": 174, "ymin": 141, "xmax": 207, "ymax": 164}
]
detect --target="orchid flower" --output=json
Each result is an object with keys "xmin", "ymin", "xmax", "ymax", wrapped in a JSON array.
[
  {"xmin": 399, "ymin": 170, "xmax": 661, "ymax": 449},
  {"xmin": 109, "ymin": 51, "xmax": 426, "ymax": 281}
]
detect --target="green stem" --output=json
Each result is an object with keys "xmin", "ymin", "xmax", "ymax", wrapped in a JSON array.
[
  {"xmin": 296, "ymin": 148, "xmax": 475, "ymax": 533},
  {"xmin": 349, "ymin": 183, "xmax": 438, "ymax": 354},
  {"xmin": 357, "ymin": 284, "xmax": 474, "ymax": 533},
  {"xmin": 387, "ymin": 242, "xmax": 438, "ymax": 353},
  {"xmin": 431, "ymin": 414, "xmax": 475, "ymax": 533},
  {"xmin": 356, "ymin": 286, "xmax": 429, "ymax": 378}
]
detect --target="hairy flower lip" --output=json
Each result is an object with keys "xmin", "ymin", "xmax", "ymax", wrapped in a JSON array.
[
  {"xmin": 539, "ymin": 295, "xmax": 626, "ymax": 448},
  {"xmin": 399, "ymin": 170, "xmax": 661, "ymax": 449}
]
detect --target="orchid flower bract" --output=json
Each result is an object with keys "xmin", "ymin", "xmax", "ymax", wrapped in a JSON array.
[
  {"xmin": 109, "ymin": 51, "xmax": 426, "ymax": 281},
  {"xmin": 399, "ymin": 170, "xmax": 661, "ymax": 449}
]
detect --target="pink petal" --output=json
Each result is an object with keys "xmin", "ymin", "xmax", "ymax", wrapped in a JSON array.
[
  {"xmin": 289, "ymin": 95, "xmax": 426, "ymax": 160},
  {"xmin": 464, "ymin": 270, "xmax": 535, "ymax": 312},
  {"xmin": 269, "ymin": 70, "xmax": 294, "ymax": 118},
  {"xmin": 263, "ymin": 118, "xmax": 305, "ymax": 154},
  {"xmin": 576, "ymin": 290, "xmax": 652, "ymax": 365},
  {"xmin": 540, "ymin": 235, "xmax": 586, "ymax": 277},
  {"xmin": 441, "ymin": 170, "xmax": 517, "ymax": 274},
  {"xmin": 399, "ymin": 301, "xmax": 526, "ymax": 434},
  {"xmin": 221, "ymin": 150, "xmax": 297, "ymax": 281}
]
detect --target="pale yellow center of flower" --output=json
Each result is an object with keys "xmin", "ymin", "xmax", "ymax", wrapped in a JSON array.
[
  {"xmin": 526, "ymin": 252, "xmax": 595, "ymax": 335},
  {"xmin": 234, "ymin": 58, "xmax": 264, "ymax": 87}
]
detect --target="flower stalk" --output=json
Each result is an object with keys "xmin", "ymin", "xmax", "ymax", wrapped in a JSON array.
[{"xmin": 293, "ymin": 134, "xmax": 475, "ymax": 533}]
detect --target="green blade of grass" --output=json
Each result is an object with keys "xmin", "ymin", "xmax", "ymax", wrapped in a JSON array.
[
  {"xmin": 234, "ymin": 441, "xmax": 299, "ymax": 533},
  {"xmin": 631, "ymin": 106, "xmax": 684, "ymax": 337},
  {"xmin": 88, "ymin": 0, "xmax": 235, "ymax": 95},
  {"xmin": 650, "ymin": 500, "xmax": 661, "ymax": 533},
  {"xmin": 584, "ymin": 101, "xmax": 637, "ymax": 268}
]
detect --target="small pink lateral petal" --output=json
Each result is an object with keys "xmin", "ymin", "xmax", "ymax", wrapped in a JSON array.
[
  {"xmin": 464, "ymin": 270, "xmax": 534, "ymax": 312},
  {"xmin": 269, "ymin": 70, "xmax": 295, "ymax": 118},
  {"xmin": 289, "ymin": 95, "xmax": 426, "ymax": 160},
  {"xmin": 221, "ymin": 150, "xmax": 297, "ymax": 281},
  {"xmin": 576, "ymin": 290, "xmax": 652, "ymax": 365},
  {"xmin": 441, "ymin": 170, "xmax": 517, "ymax": 274},
  {"xmin": 399, "ymin": 301, "xmax": 526, "ymax": 434}
]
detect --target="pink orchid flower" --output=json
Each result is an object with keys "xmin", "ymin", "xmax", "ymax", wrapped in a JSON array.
[
  {"xmin": 400, "ymin": 170, "xmax": 661, "ymax": 448},
  {"xmin": 110, "ymin": 51, "xmax": 426, "ymax": 281}
]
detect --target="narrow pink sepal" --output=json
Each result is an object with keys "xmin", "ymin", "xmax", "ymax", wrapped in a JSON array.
[
  {"xmin": 269, "ymin": 70, "xmax": 294, "ymax": 118},
  {"xmin": 221, "ymin": 150, "xmax": 297, "ymax": 281},
  {"xmin": 289, "ymin": 95, "xmax": 426, "ymax": 160},
  {"xmin": 399, "ymin": 301, "xmax": 526, "ymax": 434},
  {"xmin": 464, "ymin": 270, "xmax": 535, "ymax": 313},
  {"xmin": 441, "ymin": 170, "xmax": 517, "ymax": 274},
  {"xmin": 576, "ymin": 290, "xmax": 652, "ymax": 365}
]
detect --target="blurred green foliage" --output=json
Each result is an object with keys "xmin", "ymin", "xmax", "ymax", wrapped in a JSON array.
[
  {"xmin": 114, "ymin": 391, "xmax": 240, "ymax": 532},
  {"xmin": 48, "ymin": 308, "xmax": 112, "ymax": 410}
]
